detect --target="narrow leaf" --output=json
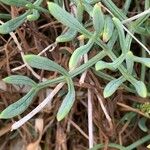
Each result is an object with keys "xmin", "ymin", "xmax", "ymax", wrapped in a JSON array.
[
  {"xmin": 112, "ymin": 17, "xmax": 126, "ymax": 53},
  {"xmin": 132, "ymin": 80, "xmax": 147, "ymax": 98},
  {"xmin": 0, "ymin": 11, "xmax": 30, "ymax": 34},
  {"xmin": 120, "ymin": 112, "xmax": 137, "ymax": 123},
  {"xmin": 103, "ymin": 15, "xmax": 114, "ymax": 42},
  {"xmin": 57, "ymin": 78, "xmax": 75, "ymax": 121},
  {"xmin": 95, "ymin": 61, "xmax": 110, "ymax": 71},
  {"xmin": 83, "ymin": 1, "xmax": 93, "ymax": 16},
  {"xmin": 3, "ymin": 75, "xmax": 36, "ymax": 87},
  {"xmin": 24, "ymin": 55, "xmax": 69, "ymax": 76},
  {"xmin": 76, "ymin": 2, "xmax": 84, "ymax": 22},
  {"xmin": 103, "ymin": 76, "xmax": 125, "ymax": 98},
  {"xmin": 95, "ymin": 54, "xmax": 125, "ymax": 71},
  {"xmin": 0, "ymin": 0, "xmax": 31, "ymax": 7},
  {"xmin": 0, "ymin": 88, "xmax": 38, "ymax": 118},
  {"xmin": 0, "ymin": 13, "xmax": 11, "ymax": 20},
  {"xmin": 138, "ymin": 117, "xmax": 148, "ymax": 132},
  {"xmin": 47, "ymin": 2, "xmax": 89, "ymax": 35},
  {"xmin": 93, "ymin": 3, "xmax": 104, "ymax": 34},
  {"xmin": 133, "ymin": 56, "xmax": 150, "ymax": 68},
  {"xmin": 27, "ymin": 0, "xmax": 42, "ymax": 21},
  {"xmin": 69, "ymin": 37, "xmax": 94, "ymax": 70},
  {"xmin": 27, "ymin": 9, "xmax": 40, "ymax": 21},
  {"xmin": 56, "ymin": 28, "xmax": 77, "ymax": 43},
  {"xmin": 125, "ymin": 51, "xmax": 134, "ymax": 74}
]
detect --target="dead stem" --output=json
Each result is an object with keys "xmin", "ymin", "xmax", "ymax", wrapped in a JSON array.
[{"xmin": 11, "ymin": 83, "xmax": 64, "ymax": 130}]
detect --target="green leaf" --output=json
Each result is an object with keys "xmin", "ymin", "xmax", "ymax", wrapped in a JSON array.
[
  {"xmin": 103, "ymin": 76, "xmax": 125, "ymax": 98},
  {"xmin": 92, "ymin": 3, "xmax": 104, "ymax": 35},
  {"xmin": 0, "ymin": 13, "xmax": 11, "ymax": 20},
  {"xmin": 57, "ymin": 78, "xmax": 75, "ymax": 121},
  {"xmin": 89, "ymin": 143, "xmax": 126, "ymax": 150},
  {"xmin": 24, "ymin": 55, "xmax": 69, "ymax": 76},
  {"xmin": 83, "ymin": 1, "xmax": 93, "ymax": 16},
  {"xmin": 132, "ymin": 80, "xmax": 147, "ymax": 98},
  {"xmin": 120, "ymin": 112, "xmax": 137, "ymax": 123},
  {"xmin": 24, "ymin": 54, "xmax": 76, "ymax": 121},
  {"xmin": 133, "ymin": 56, "xmax": 150, "ymax": 68},
  {"xmin": 0, "ymin": 88, "xmax": 38, "ymax": 118},
  {"xmin": 125, "ymin": 51, "xmax": 134, "ymax": 74},
  {"xmin": 0, "ymin": 0, "xmax": 31, "ymax": 7},
  {"xmin": 112, "ymin": 17, "xmax": 126, "ymax": 53},
  {"xmin": 0, "ymin": 11, "xmax": 30, "ymax": 34},
  {"xmin": 27, "ymin": 0, "xmax": 42, "ymax": 21},
  {"xmin": 69, "ymin": 37, "xmax": 95, "ymax": 70},
  {"xmin": 102, "ymin": 15, "xmax": 114, "ymax": 42},
  {"xmin": 76, "ymin": 1, "xmax": 84, "ymax": 22},
  {"xmin": 95, "ymin": 54, "xmax": 125, "ymax": 71},
  {"xmin": 27, "ymin": 9, "xmax": 40, "ymax": 21},
  {"xmin": 3, "ymin": 75, "xmax": 36, "ymax": 87},
  {"xmin": 56, "ymin": 28, "xmax": 77, "ymax": 43},
  {"xmin": 95, "ymin": 61, "xmax": 110, "ymax": 70},
  {"xmin": 47, "ymin": 2, "xmax": 89, "ymax": 35},
  {"xmin": 138, "ymin": 117, "xmax": 148, "ymax": 132}
]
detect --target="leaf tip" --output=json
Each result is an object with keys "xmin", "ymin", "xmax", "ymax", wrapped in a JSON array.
[
  {"xmin": 103, "ymin": 92, "xmax": 109, "ymax": 98},
  {"xmin": 2, "ymin": 77, "xmax": 7, "ymax": 82},
  {"xmin": 56, "ymin": 115, "xmax": 62, "ymax": 121},
  {"xmin": 23, "ymin": 55, "xmax": 33, "ymax": 62}
]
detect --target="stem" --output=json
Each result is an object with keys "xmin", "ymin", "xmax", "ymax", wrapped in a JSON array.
[
  {"xmin": 126, "ymin": 134, "xmax": 150, "ymax": 150},
  {"xmin": 38, "ymin": 50, "xmax": 106, "ymax": 88},
  {"xmin": 91, "ymin": 143, "xmax": 126, "ymax": 150}
]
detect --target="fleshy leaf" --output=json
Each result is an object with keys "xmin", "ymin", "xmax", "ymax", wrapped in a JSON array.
[
  {"xmin": 0, "ymin": 13, "xmax": 11, "ymax": 20},
  {"xmin": 83, "ymin": 1, "xmax": 93, "ymax": 16},
  {"xmin": 69, "ymin": 38, "xmax": 94, "ymax": 70},
  {"xmin": 95, "ymin": 54, "xmax": 125, "ymax": 71},
  {"xmin": 24, "ymin": 54, "xmax": 76, "ymax": 119},
  {"xmin": 133, "ymin": 56, "xmax": 150, "ymax": 68},
  {"xmin": 27, "ymin": 9, "xmax": 40, "ymax": 21},
  {"xmin": 47, "ymin": 2, "xmax": 89, "ymax": 35},
  {"xmin": 57, "ymin": 78, "xmax": 75, "ymax": 121},
  {"xmin": 95, "ymin": 61, "xmax": 111, "ymax": 70},
  {"xmin": 3, "ymin": 75, "xmax": 36, "ymax": 87},
  {"xmin": 27, "ymin": 0, "xmax": 42, "ymax": 21},
  {"xmin": 103, "ymin": 15, "xmax": 114, "ymax": 42},
  {"xmin": 0, "ymin": 0, "xmax": 31, "ymax": 7},
  {"xmin": 0, "ymin": 88, "xmax": 38, "ymax": 118},
  {"xmin": 113, "ymin": 17, "xmax": 126, "ymax": 53},
  {"xmin": 103, "ymin": 76, "xmax": 125, "ymax": 98},
  {"xmin": 125, "ymin": 51, "xmax": 134, "ymax": 73},
  {"xmin": 138, "ymin": 117, "xmax": 148, "ymax": 132},
  {"xmin": 132, "ymin": 80, "xmax": 147, "ymax": 98},
  {"xmin": 56, "ymin": 28, "xmax": 77, "ymax": 43},
  {"xmin": 24, "ymin": 55, "xmax": 69, "ymax": 76},
  {"xmin": 93, "ymin": 3, "xmax": 104, "ymax": 34},
  {"xmin": 0, "ymin": 11, "xmax": 30, "ymax": 34},
  {"xmin": 76, "ymin": 1, "xmax": 84, "ymax": 22}
]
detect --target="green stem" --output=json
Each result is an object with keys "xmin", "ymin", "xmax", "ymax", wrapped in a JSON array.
[
  {"xmin": 126, "ymin": 134, "xmax": 150, "ymax": 150},
  {"xmin": 123, "ymin": 0, "xmax": 132, "ymax": 14},
  {"xmin": 90, "ymin": 143, "xmax": 126, "ymax": 150},
  {"xmin": 38, "ymin": 50, "xmax": 106, "ymax": 88}
]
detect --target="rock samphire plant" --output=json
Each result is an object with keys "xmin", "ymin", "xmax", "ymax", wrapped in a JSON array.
[{"xmin": 0, "ymin": 0, "xmax": 150, "ymax": 149}]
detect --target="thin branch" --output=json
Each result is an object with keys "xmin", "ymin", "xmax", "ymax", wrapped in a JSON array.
[
  {"xmin": 122, "ymin": 8, "xmax": 150, "ymax": 24},
  {"xmin": 122, "ymin": 25, "xmax": 150, "ymax": 55},
  {"xmin": 68, "ymin": 119, "xmax": 89, "ymax": 140},
  {"xmin": 79, "ymin": 54, "xmax": 88, "ymax": 84},
  {"xmin": 11, "ymin": 83, "xmax": 64, "ymax": 130},
  {"xmin": 88, "ymin": 89, "xmax": 94, "ymax": 149},
  {"xmin": 97, "ymin": 95, "xmax": 113, "ymax": 130}
]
